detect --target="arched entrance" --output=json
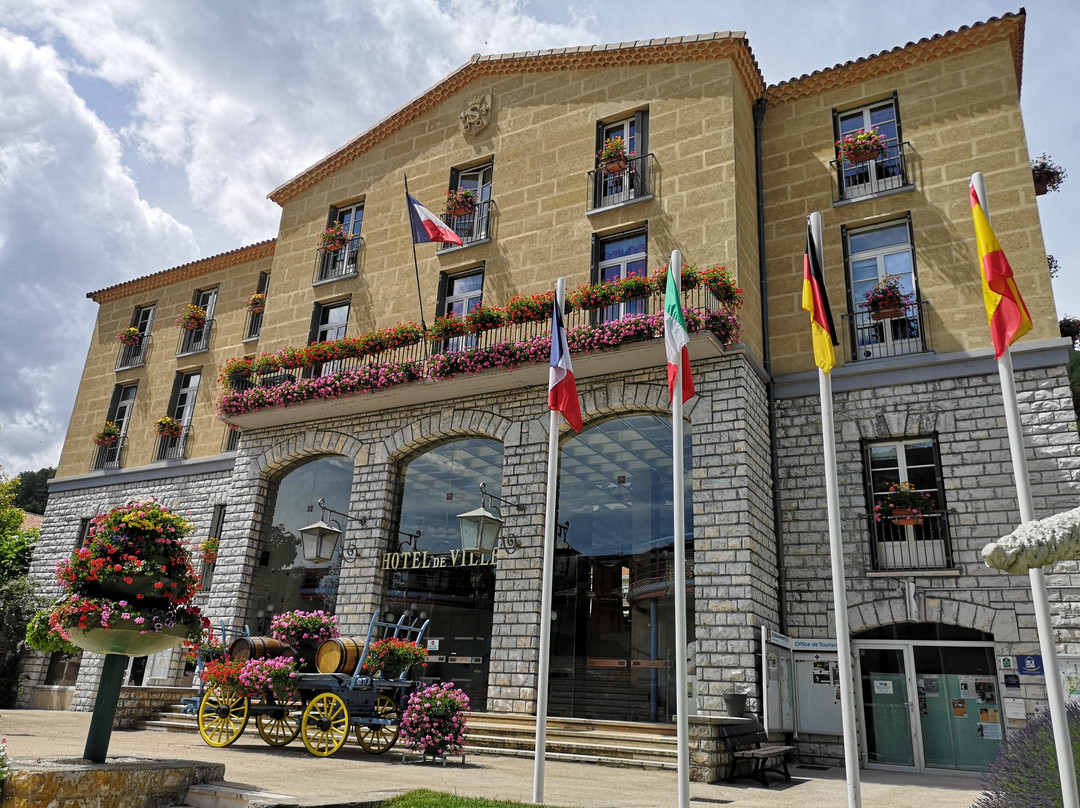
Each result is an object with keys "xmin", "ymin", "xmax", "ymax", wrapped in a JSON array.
[
  {"xmin": 549, "ymin": 414, "xmax": 694, "ymax": 723},
  {"xmin": 853, "ymin": 622, "xmax": 1003, "ymax": 772},
  {"xmin": 387, "ymin": 437, "xmax": 505, "ymax": 712}
]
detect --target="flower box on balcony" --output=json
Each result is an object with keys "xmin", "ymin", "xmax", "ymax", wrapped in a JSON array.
[
  {"xmin": 116, "ymin": 327, "xmax": 142, "ymax": 346},
  {"xmin": 155, "ymin": 416, "xmax": 183, "ymax": 438},
  {"xmin": 175, "ymin": 305, "xmax": 207, "ymax": 331},
  {"xmin": 444, "ymin": 188, "xmax": 478, "ymax": 217},
  {"xmin": 318, "ymin": 221, "xmax": 351, "ymax": 254},
  {"xmin": 93, "ymin": 422, "xmax": 121, "ymax": 447},
  {"xmin": 597, "ymin": 136, "xmax": 634, "ymax": 174}
]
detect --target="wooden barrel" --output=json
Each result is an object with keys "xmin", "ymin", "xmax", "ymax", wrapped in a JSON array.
[
  {"xmin": 227, "ymin": 636, "xmax": 291, "ymax": 662},
  {"xmin": 317, "ymin": 637, "xmax": 366, "ymax": 674}
]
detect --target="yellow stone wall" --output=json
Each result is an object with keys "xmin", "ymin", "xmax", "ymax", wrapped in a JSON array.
[
  {"xmin": 260, "ymin": 58, "xmax": 755, "ymax": 355},
  {"xmin": 55, "ymin": 251, "xmax": 274, "ymax": 478},
  {"xmin": 762, "ymin": 37, "xmax": 1054, "ymax": 376}
]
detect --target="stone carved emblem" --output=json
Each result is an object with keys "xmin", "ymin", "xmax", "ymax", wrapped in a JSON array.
[{"xmin": 460, "ymin": 93, "xmax": 492, "ymax": 136}]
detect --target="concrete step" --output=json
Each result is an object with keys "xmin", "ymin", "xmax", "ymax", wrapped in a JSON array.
[{"xmin": 183, "ymin": 782, "xmax": 297, "ymax": 808}]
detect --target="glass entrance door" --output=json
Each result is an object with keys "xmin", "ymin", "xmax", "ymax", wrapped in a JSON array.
[{"xmin": 859, "ymin": 645, "xmax": 916, "ymax": 767}]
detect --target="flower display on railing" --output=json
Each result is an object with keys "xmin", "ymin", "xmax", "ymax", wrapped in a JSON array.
[
  {"xmin": 29, "ymin": 499, "xmax": 207, "ymax": 649},
  {"xmin": 115, "ymin": 327, "xmax": 142, "ymax": 346},
  {"xmin": 863, "ymin": 273, "xmax": 915, "ymax": 320},
  {"xmin": 650, "ymin": 262, "xmax": 701, "ymax": 294},
  {"xmin": 444, "ymin": 188, "xmax": 478, "ymax": 216},
  {"xmin": 1030, "ymin": 153, "xmax": 1067, "ymax": 194},
  {"xmin": 503, "ymin": 291, "xmax": 556, "ymax": 324},
  {"xmin": 238, "ymin": 657, "xmax": 300, "ymax": 702},
  {"xmin": 318, "ymin": 221, "xmax": 352, "ymax": 254},
  {"xmin": 400, "ymin": 682, "xmax": 470, "ymax": 757},
  {"xmin": 198, "ymin": 536, "xmax": 219, "ymax": 565},
  {"xmin": 699, "ymin": 265, "xmax": 743, "ymax": 307},
  {"xmin": 465, "ymin": 303, "xmax": 504, "ymax": 334},
  {"xmin": 367, "ymin": 636, "xmax": 427, "ymax": 678},
  {"xmin": 429, "ymin": 315, "xmax": 468, "ymax": 341},
  {"xmin": 246, "ymin": 292, "xmax": 266, "ymax": 313},
  {"xmin": 836, "ymin": 128, "xmax": 889, "ymax": 163},
  {"xmin": 175, "ymin": 304, "xmax": 207, "ymax": 331},
  {"xmin": 873, "ymin": 481, "xmax": 936, "ymax": 523},
  {"xmin": 154, "ymin": 416, "xmax": 184, "ymax": 438},
  {"xmin": 568, "ymin": 279, "xmax": 622, "ymax": 310},
  {"xmin": 93, "ymin": 422, "xmax": 122, "ymax": 448},
  {"xmin": 597, "ymin": 136, "xmax": 634, "ymax": 173},
  {"xmin": 269, "ymin": 609, "xmax": 340, "ymax": 648}
]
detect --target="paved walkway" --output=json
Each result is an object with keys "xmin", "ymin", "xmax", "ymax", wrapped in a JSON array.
[{"xmin": 0, "ymin": 710, "xmax": 984, "ymax": 807}]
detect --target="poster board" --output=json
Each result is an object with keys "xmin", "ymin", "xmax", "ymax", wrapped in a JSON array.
[
  {"xmin": 1059, "ymin": 655, "xmax": 1080, "ymax": 703},
  {"xmin": 761, "ymin": 627, "xmax": 843, "ymax": 736}
]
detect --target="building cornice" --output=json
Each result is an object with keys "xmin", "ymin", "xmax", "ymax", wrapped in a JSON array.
[
  {"xmin": 268, "ymin": 33, "xmax": 764, "ymax": 206},
  {"xmin": 87, "ymin": 240, "xmax": 276, "ymax": 304},
  {"xmin": 764, "ymin": 10, "xmax": 1025, "ymax": 105}
]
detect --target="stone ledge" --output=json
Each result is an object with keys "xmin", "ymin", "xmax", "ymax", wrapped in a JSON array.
[{"xmin": 0, "ymin": 757, "xmax": 224, "ymax": 808}]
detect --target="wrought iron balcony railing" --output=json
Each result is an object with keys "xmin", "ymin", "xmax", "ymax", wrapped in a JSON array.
[
  {"xmin": 437, "ymin": 199, "xmax": 493, "ymax": 251},
  {"xmin": 831, "ymin": 141, "xmax": 913, "ymax": 203},
  {"xmin": 244, "ymin": 308, "xmax": 264, "ymax": 341},
  {"xmin": 91, "ymin": 438, "xmax": 125, "ymax": 471},
  {"xmin": 176, "ymin": 319, "xmax": 214, "ymax": 356},
  {"xmin": 841, "ymin": 300, "xmax": 930, "ymax": 362},
  {"xmin": 115, "ymin": 336, "xmax": 151, "ymax": 370},
  {"xmin": 313, "ymin": 235, "xmax": 363, "ymax": 283},
  {"xmin": 587, "ymin": 153, "xmax": 655, "ymax": 212},
  {"xmin": 156, "ymin": 425, "xmax": 191, "ymax": 461},
  {"xmin": 866, "ymin": 508, "xmax": 954, "ymax": 572}
]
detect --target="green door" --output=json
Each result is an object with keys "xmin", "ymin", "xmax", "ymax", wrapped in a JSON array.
[{"xmin": 859, "ymin": 647, "xmax": 915, "ymax": 766}]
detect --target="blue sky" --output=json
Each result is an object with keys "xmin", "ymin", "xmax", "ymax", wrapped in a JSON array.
[{"xmin": 0, "ymin": 0, "xmax": 1076, "ymax": 475}]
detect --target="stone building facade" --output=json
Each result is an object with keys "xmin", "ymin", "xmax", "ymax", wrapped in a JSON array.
[{"xmin": 24, "ymin": 11, "xmax": 1079, "ymax": 773}]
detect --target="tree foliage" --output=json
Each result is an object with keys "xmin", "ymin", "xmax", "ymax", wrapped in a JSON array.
[
  {"xmin": 0, "ymin": 577, "xmax": 49, "ymax": 708},
  {"xmin": 13, "ymin": 467, "xmax": 55, "ymax": 515}
]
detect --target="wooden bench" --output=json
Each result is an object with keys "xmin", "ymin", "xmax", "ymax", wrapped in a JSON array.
[{"xmin": 718, "ymin": 720, "xmax": 795, "ymax": 788}]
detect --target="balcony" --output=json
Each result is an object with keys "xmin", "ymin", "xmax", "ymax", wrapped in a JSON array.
[
  {"xmin": 437, "ymin": 199, "xmax": 492, "ymax": 252},
  {"xmin": 244, "ymin": 309, "xmax": 263, "ymax": 342},
  {"xmin": 587, "ymin": 153, "xmax": 655, "ymax": 212},
  {"xmin": 866, "ymin": 509, "xmax": 954, "ymax": 572},
  {"xmin": 176, "ymin": 319, "xmax": 214, "ymax": 357},
  {"xmin": 841, "ymin": 300, "xmax": 930, "ymax": 362},
  {"xmin": 221, "ymin": 282, "xmax": 738, "ymax": 430},
  {"xmin": 831, "ymin": 141, "xmax": 913, "ymax": 204},
  {"xmin": 156, "ymin": 426, "xmax": 191, "ymax": 461},
  {"xmin": 313, "ymin": 235, "xmax": 362, "ymax": 284},
  {"xmin": 115, "ymin": 336, "xmax": 150, "ymax": 370},
  {"xmin": 91, "ymin": 438, "xmax": 125, "ymax": 471}
]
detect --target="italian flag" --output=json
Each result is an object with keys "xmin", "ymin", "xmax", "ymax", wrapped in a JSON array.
[{"xmin": 664, "ymin": 265, "xmax": 695, "ymax": 403}]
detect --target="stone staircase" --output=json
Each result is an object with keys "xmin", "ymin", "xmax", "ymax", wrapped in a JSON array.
[{"xmin": 141, "ymin": 704, "xmax": 679, "ymax": 772}]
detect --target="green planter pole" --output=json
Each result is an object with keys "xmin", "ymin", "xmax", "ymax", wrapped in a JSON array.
[{"xmin": 83, "ymin": 653, "xmax": 127, "ymax": 763}]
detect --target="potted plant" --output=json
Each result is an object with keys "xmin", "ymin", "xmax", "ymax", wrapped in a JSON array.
[
  {"xmin": 873, "ymin": 481, "xmax": 936, "ymax": 525},
  {"xmin": 444, "ymin": 188, "xmax": 478, "ymax": 217},
  {"xmin": 154, "ymin": 416, "xmax": 184, "ymax": 438},
  {"xmin": 400, "ymin": 682, "xmax": 470, "ymax": 758},
  {"xmin": 503, "ymin": 291, "xmax": 556, "ymax": 324},
  {"xmin": 465, "ymin": 303, "xmax": 504, "ymax": 334},
  {"xmin": 200, "ymin": 656, "xmax": 244, "ymax": 692},
  {"xmin": 246, "ymin": 292, "xmax": 266, "ymax": 314},
  {"xmin": 863, "ymin": 273, "xmax": 915, "ymax": 321},
  {"xmin": 429, "ymin": 314, "xmax": 468, "ymax": 341},
  {"xmin": 31, "ymin": 499, "xmax": 207, "ymax": 656},
  {"xmin": 1030, "ymin": 153, "xmax": 1067, "ymax": 195},
  {"xmin": 699, "ymin": 265, "xmax": 743, "ymax": 308},
  {"xmin": 238, "ymin": 656, "xmax": 300, "ymax": 702},
  {"xmin": 597, "ymin": 136, "xmax": 633, "ymax": 174},
  {"xmin": 569, "ymin": 280, "xmax": 621, "ymax": 310},
  {"xmin": 836, "ymin": 128, "xmax": 889, "ymax": 164},
  {"xmin": 182, "ymin": 624, "xmax": 227, "ymax": 666},
  {"xmin": 318, "ymin": 221, "xmax": 351, "ymax": 254},
  {"xmin": 269, "ymin": 609, "xmax": 340, "ymax": 670},
  {"xmin": 650, "ymin": 262, "xmax": 700, "ymax": 295},
  {"xmin": 199, "ymin": 536, "xmax": 220, "ymax": 565},
  {"xmin": 175, "ymin": 304, "xmax": 207, "ymax": 331},
  {"xmin": 115, "ymin": 327, "xmax": 142, "ymax": 346},
  {"xmin": 93, "ymin": 422, "xmax": 121, "ymax": 448},
  {"xmin": 367, "ymin": 636, "xmax": 427, "ymax": 679}
]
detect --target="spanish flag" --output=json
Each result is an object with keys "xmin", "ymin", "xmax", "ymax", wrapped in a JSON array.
[
  {"xmin": 801, "ymin": 224, "xmax": 838, "ymax": 373},
  {"xmin": 970, "ymin": 184, "xmax": 1032, "ymax": 358}
]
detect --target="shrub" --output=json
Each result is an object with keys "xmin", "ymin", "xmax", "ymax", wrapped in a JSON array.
[
  {"xmin": 973, "ymin": 701, "xmax": 1080, "ymax": 808},
  {"xmin": 400, "ymin": 682, "xmax": 470, "ymax": 756}
]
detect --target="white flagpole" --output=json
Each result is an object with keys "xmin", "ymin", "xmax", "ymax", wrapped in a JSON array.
[
  {"xmin": 810, "ymin": 211, "xmax": 862, "ymax": 808},
  {"xmin": 670, "ymin": 250, "xmax": 691, "ymax": 808},
  {"xmin": 533, "ymin": 277, "xmax": 566, "ymax": 804},
  {"xmin": 971, "ymin": 173, "xmax": 1078, "ymax": 808}
]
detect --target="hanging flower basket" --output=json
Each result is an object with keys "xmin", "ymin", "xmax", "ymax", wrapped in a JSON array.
[
  {"xmin": 116, "ymin": 327, "xmax": 142, "ymax": 346},
  {"xmin": 1030, "ymin": 153, "xmax": 1067, "ymax": 195},
  {"xmin": 864, "ymin": 273, "xmax": 914, "ymax": 321},
  {"xmin": 891, "ymin": 508, "xmax": 923, "ymax": 526},
  {"xmin": 318, "ymin": 221, "xmax": 351, "ymax": 254},
  {"xmin": 93, "ymin": 422, "xmax": 121, "ymax": 447},
  {"xmin": 154, "ymin": 416, "xmax": 184, "ymax": 438},
  {"xmin": 199, "ymin": 537, "xmax": 220, "ymax": 565},
  {"xmin": 597, "ymin": 136, "xmax": 634, "ymax": 174},
  {"xmin": 873, "ymin": 481, "xmax": 936, "ymax": 523},
  {"xmin": 246, "ymin": 292, "xmax": 266, "ymax": 314},
  {"xmin": 444, "ymin": 188, "xmax": 478, "ymax": 218},
  {"xmin": 175, "ymin": 305, "xmax": 207, "ymax": 331},
  {"xmin": 70, "ymin": 622, "xmax": 193, "ymax": 656},
  {"xmin": 836, "ymin": 128, "xmax": 889, "ymax": 164}
]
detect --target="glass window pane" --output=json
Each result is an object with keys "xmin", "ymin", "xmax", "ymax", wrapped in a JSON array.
[
  {"xmin": 850, "ymin": 224, "xmax": 908, "ymax": 254},
  {"xmin": 600, "ymin": 233, "xmax": 646, "ymax": 262}
]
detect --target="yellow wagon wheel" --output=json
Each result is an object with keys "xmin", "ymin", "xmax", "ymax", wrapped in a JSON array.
[
  {"xmin": 197, "ymin": 686, "xmax": 249, "ymax": 747},
  {"xmin": 356, "ymin": 694, "xmax": 400, "ymax": 754},
  {"xmin": 301, "ymin": 692, "xmax": 350, "ymax": 757},
  {"xmin": 256, "ymin": 697, "xmax": 301, "ymax": 746}
]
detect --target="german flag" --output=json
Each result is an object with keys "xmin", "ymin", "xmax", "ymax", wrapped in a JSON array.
[
  {"xmin": 970, "ymin": 184, "xmax": 1032, "ymax": 358},
  {"xmin": 801, "ymin": 223, "xmax": 838, "ymax": 373}
]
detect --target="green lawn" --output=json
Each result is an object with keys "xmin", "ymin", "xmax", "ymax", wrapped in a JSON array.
[{"xmin": 383, "ymin": 789, "xmax": 564, "ymax": 807}]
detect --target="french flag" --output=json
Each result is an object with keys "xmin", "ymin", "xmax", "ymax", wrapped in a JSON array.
[
  {"xmin": 548, "ymin": 296, "xmax": 583, "ymax": 431},
  {"xmin": 407, "ymin": 194, "xmax": 463, "ymax": 246}
]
